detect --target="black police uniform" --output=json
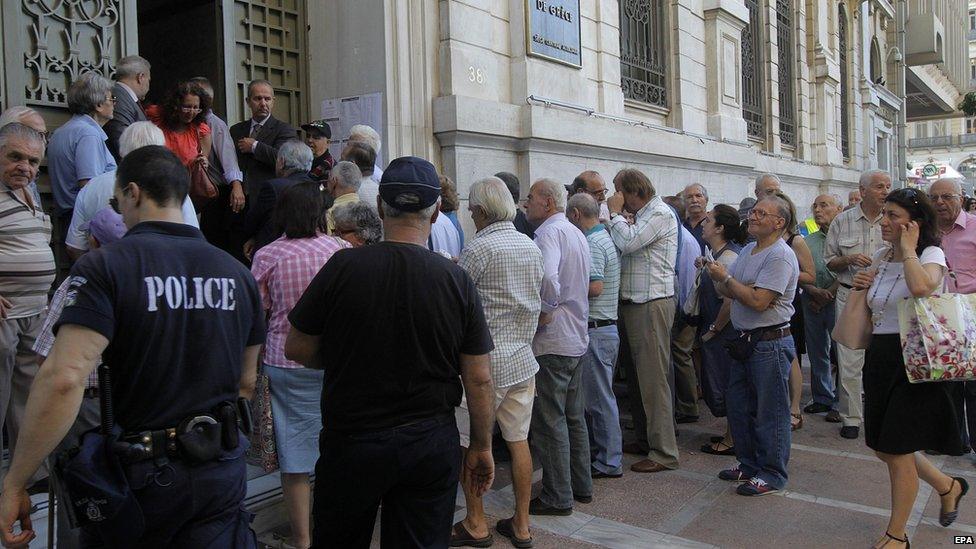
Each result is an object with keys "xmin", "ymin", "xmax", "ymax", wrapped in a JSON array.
[{"xmin": 55, "ymin": 221, "xmax": 266, "ymax": 548}]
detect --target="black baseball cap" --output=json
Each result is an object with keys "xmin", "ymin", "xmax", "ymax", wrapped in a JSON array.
[
  {"xmin": 301, "ymin": 119, "xmax": 332, "ymax": 139},
  {"xmin": 379, "ymin": 156, "xmax": 441, "ymax": 212}
]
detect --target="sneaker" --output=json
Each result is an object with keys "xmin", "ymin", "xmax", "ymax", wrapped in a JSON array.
[
  {"xmin": 840, "ymin": 426, "xmax": 859, "ymax": 439},
  {"xmin": 736, "ymin": 477, "xmax": 779, "ymax": 496},
  {"xmin": 718, "ymin": 467, "xmax": 751, "ymax": 482}
]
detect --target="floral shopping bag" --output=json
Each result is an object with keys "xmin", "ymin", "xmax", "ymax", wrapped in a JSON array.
[{"xmin": 898, "ymin": 294, "xmax": 976, "ymax": 383}]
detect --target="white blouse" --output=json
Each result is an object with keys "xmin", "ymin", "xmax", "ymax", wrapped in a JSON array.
[{"xmin": 867, "ymin": 245, "xmax": 946, "ymax": 335}]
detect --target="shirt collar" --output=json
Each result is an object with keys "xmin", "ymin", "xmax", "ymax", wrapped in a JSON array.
[
  {"xmin": 636, "ymin": 195, "xmax": 664, "ymax": 217},
  {"xmin": 476, "ymin": 220, "xmax": 515, "ymax": 237},
  {"xmin": 125, "ymin": 221, "xmax": 206, "ymax": 240},
  {"xmin": 117, "ymin": 82, "xmax": 139, "ymax": 103},
  {"xmin": 534, "ymin": 212, "xmax": 567, "ymax": 234},
  {"xmin": 585, "ymin": 223, "xmax": 605, "ymax": 236},
  {"xmin": 954, "ymin": 210, "xmax": 970, "ymax": 230},
  {"xmin": 251, "ymin": 115, "xmax": 271, "ymax": 128},
  {"xmin": 856, "ymin": 203, "xmax": 882, "ymax": 223},
  {"xmin": 74, "ymin": 114, "xmax": 108, "ymax": 139}
]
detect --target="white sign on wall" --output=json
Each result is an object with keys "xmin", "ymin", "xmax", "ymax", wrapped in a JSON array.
[{"xmin": 320, "ymin": 92, "xmax": 384, "ymax": 166}]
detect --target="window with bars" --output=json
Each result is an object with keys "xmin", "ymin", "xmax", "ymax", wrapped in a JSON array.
[
  {"xmin": 839, "ymin": 6, "xmax": 851, "ymax": 161},
  {"xmin": 742, "ymin": 0, "xmax": 765, "ymax": 140},
  {"xmin": 619, "ymin": 1, "xmax": 668, "ymax": 108},
  {"xmin": 776, "ymin": 0, "xmax": 796, "ymax": 147},
  {"xmin": 967, "ymin": 118, "xmax": 976, "ymax": 134},
  {"xmin": 970, "ymin": 9, "xmax": 975, "ymax": 31}
]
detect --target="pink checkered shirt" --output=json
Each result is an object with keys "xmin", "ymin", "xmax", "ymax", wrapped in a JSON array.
[
  {"xmin": 32, "ymin": 278, "xmax": 100, "ymax": 389},
  {"xmin": 251, "ymin": 234, "xmax": 351, "ymax": 368}
]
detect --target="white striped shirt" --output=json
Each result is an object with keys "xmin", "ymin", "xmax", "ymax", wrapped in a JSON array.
[
  {"xmin": 609, "ymin": 196, "xmax": 678, "ymax": 302},
  {"xmin": 823, "ymin": 204, "xmax": 885, "ymax": 286}
]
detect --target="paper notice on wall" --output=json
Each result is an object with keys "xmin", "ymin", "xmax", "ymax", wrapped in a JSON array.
[{"xmin": 320, "ymin": 92, "xmax": 384, "ymax": 167}]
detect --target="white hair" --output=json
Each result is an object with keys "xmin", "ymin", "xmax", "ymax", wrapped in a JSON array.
[
  {"xmin": 683, "ymin": 183, "xmax": 708, "ymax": 201},
  {"xmin": 119, "ymin": 121, "xmax": 165, "ymax": 158},
  {"xmin": 567, "ymin": 192, "xmax": 600, "ymax": 218},
  {"xmin": 469, "ymin": 177, "xmax": 516, "ymax": 223},
  {"xmin": 331, "ymin": 160, "xmax": 362, "ymax": 191},
  {"xmin": 754, "ymin": 173, "xmax": 781, "ymax": 194},
  {"xmin": 277, "ymin": 140, "xmax": 314, "ymax": 173},
  {"xmin": 931, "ymin": 177, "xmax": 963, "ymax": 194},
  {"xmin": 115, "ymin": 55, "xmax": 151, "ymax": 80},
  {"xmin": 858, "ymin": 169, "xmax": 891, "ymax": 190},
  {"xmin": 348, "ymin": 124, "xmax": 381, "ymax": 153},
  {"xmin": 533, "ymin": 178, "xmax": 568, "ymax": 211},
  {"xmin": 0, "ymin": 107, "xmax": 39, "ymax": 130},
  {"xmin": 0, "ymin": 123, "xmax": 44, "ymax": 153}
]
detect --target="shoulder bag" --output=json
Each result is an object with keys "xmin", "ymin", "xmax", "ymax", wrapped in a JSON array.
[{"xmin": 188, "ymin": 128, "xmax": 220, "ymax": 209}]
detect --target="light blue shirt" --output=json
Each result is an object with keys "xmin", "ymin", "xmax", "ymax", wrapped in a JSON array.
[
  {"xmin": 47, "ymin": 114, "xmax": 116, "ymax": 214},
  {"xmin": 585, "ymin": 224, "xmax": 619, "ymax": 321}
]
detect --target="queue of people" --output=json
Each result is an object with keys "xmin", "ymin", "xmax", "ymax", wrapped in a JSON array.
[{"xmin": 0, "ymin": 68, "xmax": 973, "ymax": 549}]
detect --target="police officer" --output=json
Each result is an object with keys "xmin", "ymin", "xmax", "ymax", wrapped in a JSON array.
[{"xmin": 0, "ymin": 145, "xmax": 266, "ymax": 548}]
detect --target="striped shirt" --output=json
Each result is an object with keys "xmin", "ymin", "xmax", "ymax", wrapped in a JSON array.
[
  {"xmin": 609, "ymin": 195, "xmax": 678, "ymax": 302},
  {"xmin": 823, "ymin": 204, "xmax": 885, "ymax": 286},
  {"xmin": 32, "ymin": 278, "xmax": 99, "ymax": 388},
  {"xmin": 585, "ymin": 224, "xmax": 620, "ymax": 321},
  {"xmin": 0, "ymin": 183, "xmax": 55, "ymax": 318},
  {"xmin": 251, "ymin": 234, "xmax": 351, "ymax": 368},
  {"xmin": 459, "ymin": 221, "xmax": 544, "ymax": 387}
]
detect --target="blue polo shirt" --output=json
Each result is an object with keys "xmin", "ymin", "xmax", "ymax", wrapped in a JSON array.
[
  {"xmin": 47, "ymin": 114, "xmax": 117, "ymax": 214},
  {"xmin": 585, "ymin": 224, "xmax": 620, "ymax": 321},
  {"xmin": 56, "ymin": 221, "xmax": 266, "ymax": 431}
]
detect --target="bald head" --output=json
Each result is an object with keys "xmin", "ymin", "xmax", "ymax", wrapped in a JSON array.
[
  {"xmin": 811, "ymin": 194, "xmax": 843, "ymax": 228},
  {"xmin": 571, "ymin": 170, "xmax": 608, "ymax": 203},
  {"xmin": 929, "ymin": 178, "xmax": 964, "ymax": 228}
]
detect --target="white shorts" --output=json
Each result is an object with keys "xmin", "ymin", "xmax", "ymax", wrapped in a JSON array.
[{"xmin": 456, "ymin": 377, "xmax": 536, "ymax": 447}]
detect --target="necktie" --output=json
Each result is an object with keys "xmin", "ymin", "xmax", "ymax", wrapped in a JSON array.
[{"xmin": 250, "ymin": 123, "xmax": 262, "ymax": 139}]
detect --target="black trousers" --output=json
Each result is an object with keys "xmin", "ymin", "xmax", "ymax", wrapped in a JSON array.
[
  {"xmin": 953, "ymin": 382, "xmax": 976, "ymax": 451},
  {"xmin": 312, "ymin": 414, "xmax": 461, "ymax": 548}
]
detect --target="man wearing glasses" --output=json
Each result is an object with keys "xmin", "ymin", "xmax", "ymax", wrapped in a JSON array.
[
  {"xmin": 930, "ymin": 177, "xmax": 976, "ymax": 453},
  {"xmin": 571, "ymin": 171, "xmax": 611, "ymax": 224}
]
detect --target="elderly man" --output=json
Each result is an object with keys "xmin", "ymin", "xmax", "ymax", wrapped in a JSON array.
[
  {"xmin": 104, "ymin": 55, "xmax": 151, "ymax": 161},
  {"xmin": 348, "ymin": 124, "xmax": 384, "ymax": 182},
  {"xmin": 340, "ymin": 141, "xmax": 379, "ymax": 205},
  {"xmin": 0, "ymin": 124, "xmax": 53, "ymax": 493},
  {"xmin": 825, "ymin": 169, "xmax": 891, "ymax": 439},
  {"xmin": 324, "ymin": 160, "xmax": 362, "ymax": 234},
  {"xmin": 285, "ymin": 156, "xmax": 495, "ymax": 547},
  {"xmin": 332, "ymin": 201, "xmax": 382, "ymax": 247},
  {"xmin": 848, "ymin": 189, "xmax": 862, "ymax": 209},
  {"xmin": 930, "ymin": 178, "xmax": 976, "ymax": 452},
  {"xmin": 65, "ymin": 121, "xmax": 199, "ymax": 258},
  {"xmin": 0, "ymin": 106, "xmax": 48, "ymax": 206},
  {"xmin": 567, "ymin": 193, "xmax": 623, "ymax": 479},
  {"xmin": 229, "ymin": 79, "xmax": 299, "ymax": 197},
  {"xmin": 607, "ymin": 169, "xmax": 680, "ymax": 473},
  {"xmin": 570, "ymin": 170, "xmax": 611, "ymax": 223},
  {"xmin": 241, "ymin": 140, "xmax": 314, "ymax": 257},
  {"xmin": 523, "ymin": 177, "xmax": 592, "ymax": 515},
  {"xmin": 801, "ymin": 194, "xmax": 844, "ymax": 421},
  {"xmin": 452, "ymin": 176, "xmax": 544, "ymax": 546},
  {"xmin": 683, "ymin": 183, "xmax": 709, "ymax": 251}
]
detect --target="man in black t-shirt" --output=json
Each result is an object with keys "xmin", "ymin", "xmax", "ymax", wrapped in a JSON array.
[
  {"xmin": 0, "ymin": 146, "xmax": 265, "ymax": 549},
  {"xmin": 286, "ymin": 156, "xmax": 496, "ymax": 548}
]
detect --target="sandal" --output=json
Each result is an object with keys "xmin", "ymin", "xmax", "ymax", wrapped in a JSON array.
[
  {"xmin": 939, "ymin": 476, "xmax": 969, "ymax": 527},
  {"xmin": 496, "ymin": 517, "xmax": 532, "ymax": 548},
  {"xmin": 873, "ymin": 531, "xmax": 910, "ymax": 548},
  {"xmin": 700, "ymin": 440, "xmax": 736, "ymax": 456},
  {"xmin": 450, "ymin": 520, "xmax": 493, "ymax": 547},
  {"xmin": 791, "ymin": 413, "xmax": 803, "ymax": 431}
]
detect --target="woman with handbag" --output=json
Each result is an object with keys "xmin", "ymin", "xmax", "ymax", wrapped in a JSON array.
[
  {"xmin": 698, "ymin": 204, "xmax": 745, "ymax": 455},
  {"xmin": 705, "ymin": 194, "xmax": 799, "ymax": 497},
  {"xmin": 837, "ymin": 188, "xmax": 967, "ymax": 549},
  {"xmin": 145, "ymin": 81, "xmax": 215, "ymax": 204}
]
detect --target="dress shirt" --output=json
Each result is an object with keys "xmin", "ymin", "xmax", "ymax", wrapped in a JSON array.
[
  {"xmin": 206, "ymin": 111, "xmax": 244, "ymax": 183},
  {"xmin": 804, "ymin": 228, "xmax": 836, "ymax": 289},
  {"xmin": 46, "ymin": 114, "xmax": 117, "ymax": 214},
  {"xmin": 32, "ymin": 278, "xmax": 99, "ymax": 388},
  {"xmin": 430, "ymin": 212, "xmax": 462, "ymax": 258},
  {"xmin": 532, "ymin": 212, "xmax": 590, "ymax": 357},
  {"xmin": 459, "ymin": 221, "xmax": 545, "ymax": 387},
  {"xmin": 941, "ymin": 210, "xmax": 976, "ymax": 294},
  {"xmin": 824, "ymin": 204, "xmax": 884, "ymax": 286},
  {"xmin": 358, "ymin": 178, "xmax": 379, "ymax": 208},
  {"xmin": 609, "ymin": 195, "xmax": 678, "ymax": 302},
  {"xmin": 326, "ymin": 192, "xmax": 360, "ymax": 234}
]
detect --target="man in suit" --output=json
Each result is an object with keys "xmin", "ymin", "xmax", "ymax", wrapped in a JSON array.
[
  {"xmin": 241, "ymin": 140, "xmax": 314, "ymax": 259},
  {"xmin": 230, "ymin": 79, "xmax": 299, "ymax": 198},
  {"xmin": 105, "ymin": 55, "xmax": 151, "ymax": 161}
]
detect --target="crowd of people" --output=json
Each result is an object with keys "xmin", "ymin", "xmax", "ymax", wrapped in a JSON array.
[{"xmin": 0, "ymin": 59, "xmax": 973, "ymax": 549}]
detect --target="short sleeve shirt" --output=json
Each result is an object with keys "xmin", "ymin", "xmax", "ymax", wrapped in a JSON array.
[
  {"xmin": 55, "ymin": 222, "xmax": 266, "ymax": 430},
  {"xmin": 289, "ymin": 242, "xmax": 494, "ymax": 432},
  {"xmin": 46, "ymin": 114, "xmax": 117, "ymax": 214},
  {"xmin": 585, "ymin": 224, "xmax": 619, "ymax": 321},
  {"xmin": 868, "ymin": 246, "xmax": 946, "ymax": 334},
  {"xmin": 729, "ymin": 239, "xmax": 799, "ymax": 330}
]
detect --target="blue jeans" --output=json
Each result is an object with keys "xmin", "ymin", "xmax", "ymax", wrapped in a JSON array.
[
  {"xmin": 531, "ymin": 354, "xmax": 592, "ymax": 508},
  {"xmin": 726, "ymin": 336, "xmax": 795, "ymax": 489},
  {"xmin": 801, "ymin": 294, "xmax": 838, "ymax": 408},
  {"xmin": 580, "ymin": 325, "xmax": 622, "ymax": 475}
]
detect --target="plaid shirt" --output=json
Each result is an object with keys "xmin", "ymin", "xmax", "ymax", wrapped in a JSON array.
[
  {"xmin": 609, "ymin": 195, "xmax": 678, "ymax": 302},
  {"xmin": 824, "ymin": 204, "xmax": 885, "ymax": 286},
  {"xmin": 459, "ymin": 221, "xmax": 544, "ymax": 387},
  {"xmin": 32, "ymin": 278, "xmax": 99, "ymax": 389},
  {"xmin": 251, "ymin": 234, "xmax": 350, "ymax": 368}
]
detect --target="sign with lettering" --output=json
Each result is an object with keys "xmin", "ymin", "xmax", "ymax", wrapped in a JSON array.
[{"xmin": 526, "ymin": 0, "xmax": 582, "ymax": 68}]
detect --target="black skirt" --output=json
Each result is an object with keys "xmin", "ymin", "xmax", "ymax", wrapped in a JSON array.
[{"xmin": 863, "ymin": 334, "xmax": 965, "ymax": 455}]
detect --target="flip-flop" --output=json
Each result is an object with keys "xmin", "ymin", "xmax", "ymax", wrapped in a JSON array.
[
  {"xmin": 450, "ymin": 520, "xmax": 494, "ymax": 547},
  {"xmin": 496, "ymin": 517, "xmax": 533, "ymax": 548},
  {"xmin": 700, "ymin": 442, "xmax": 736, "ymax": 456},
  {"xmin": 791, "ymin": 413, "xmax": 803, "ymax": 431}
]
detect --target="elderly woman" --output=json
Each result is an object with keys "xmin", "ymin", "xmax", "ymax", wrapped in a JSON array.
[
  {"xmin": 146, "ymin": 81, "xmax": 212, "ymax": 169},
  {"xmin": 706, "ymin": 193, "xmax": 799, "ymax": 497},
  {"xmin": 250, "ymin": 181, "xmax": 350, "ymax": 549},
  {"xmin": 841, "ymin": 188, "xmax": 967, "ymax": 548},
  {"xmin": 0, "ymin": 106, "xmax": 47, "ymax": 205},
  {"xmin": 47, "ymin": 72, "xmax": 117, "ymax": 233},
  {"xmin": 332, "ymin": 201, "xmax": 382, "ymax": 247}
]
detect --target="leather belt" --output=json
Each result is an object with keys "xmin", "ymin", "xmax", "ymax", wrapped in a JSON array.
[
  {"xmin": 759, "ymin": 327, "xmax": 791, "ymax": 341},
  {"xmin": 588, "ymin": 319, "xmax": 616, "ymax": 329}
]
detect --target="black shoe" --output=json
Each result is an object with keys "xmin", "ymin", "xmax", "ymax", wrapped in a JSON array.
[
  {"xmin": 803, "ymin": 402, "xmax": 831, "ymax": 414},
  {"xmin": 675, "ymin": 413, "xmax": 699, "ymax": 424},
  {"xmin": 574, "ymin": 493, "xmax": 592, "ymax": 504},
  {"xmin": 591, "ymin": 469, "xmax": 623, "ymax": 479},
  {"xmin": 840, "ymin": 426, "xmax": 859, "ymax": 439},
  {"xmin": 528, "ymin": 497, "xmax": 572, "ymax": 516},
  {"xmin": 825, "ymin": 410, "xmax": 841, "ymax": 423}
]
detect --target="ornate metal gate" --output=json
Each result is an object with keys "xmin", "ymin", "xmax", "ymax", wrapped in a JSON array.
[
  {"xmin": 839, "ymin": 5, "xmax": 851, "ymax": 160},
  {"xmin": 776, "ymin": 0, "xmax": 795, "ymax": 147},
  {"xmin": 619, "ymin": 0, "xmax": 668, "ymax": 109},
  {"xmin": 742, "ymin": 0, "xmax": 765, "ymax": 141}
]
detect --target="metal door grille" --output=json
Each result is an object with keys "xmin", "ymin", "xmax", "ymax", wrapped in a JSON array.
[
  {"xmin": 776, "ymin": 0, "xmax": 796, "ymax": 147},
  {"xmin": 839, "ymin": 5, "xmax": 851, "ymax": 160},
  {"xmin": 619, "ymin": 0, "xmax": 668, "ymax": 108},
  {"xmin": 742, "ymin": 0, "xmax": 765, "ymax": 140}
]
